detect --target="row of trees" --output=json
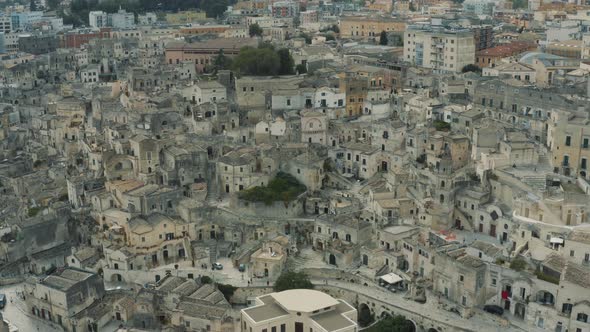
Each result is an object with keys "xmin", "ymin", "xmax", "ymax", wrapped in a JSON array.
[{"xmin": 213, "ymin": 44, "xmax": 303, "ymax": 76}]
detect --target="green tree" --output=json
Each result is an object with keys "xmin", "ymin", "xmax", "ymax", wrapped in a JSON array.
[
  {"xmin": 277, "ymin": 48, "xmax": 295, "ymax": 75},
  {"xmin": 510, "ymin": 258, "xmax": 527, "ymax": 271},
  {"xmin": 512, "ymin": 0, "xmax": 528, "ymax": 9},
  {"xmin": 331, "ymin": 24, "xmax": 340, "ymax": 33},
  {"xmin": 201, "ymin": 0, "xmax": 229, "ymax": 18},
  {"xmin": 201, "ymin": 276, "xmax": 213, "ymax": 284},
  {"xmin": 299, "ymin": 32, "xmax": 312, "ymax": 44},
  {"xmin": 379, "ymin": 31, "xmax": 388, "ymax": 45},
  {"xmin": 366, "ymin": 315, "xmax": 415, "ymax": 332},
  {"xmin": 232, "ymin": 46, "xmax": 281, "ymax": 76},
  {"xmin": 461, "ymin": 64, "xmax": 482, "ymax": 73},
  {"xmin": 213, "ymin": 49, "xmax": 232, "ymax": 71},
  {"xmin": 46, "ymin": 0, "xmax": 61, "ymax": 10},
  {"xmin": 273, "ymin": 271, "xmax": 314, "ymax": 292},
  {"xmin": 217, "ymin": 284, "xmax": 237, "ymax": 302},
  {"xmin": 249, "ymin": 23, "xmax": 263, "ymax": 37}
]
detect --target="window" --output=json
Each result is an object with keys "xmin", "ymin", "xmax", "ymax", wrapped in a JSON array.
[
  {"xmin": 459, "ymin": 275, "xmax": 464, "ymax": 282},
  {"xmin": 462, "ymin": 296, "xmax": 466, "ymax": 306},
  {"xmin": 491, "ymin": 278, "xmax": 496, "ymax": 286},
  {"xmin": 583, "ymin": 138, "xmax": 589, "ymax": 148},
  {"xmin": 570, "ymin": 250, "xmax": 575, "ymax": 257},
  {"xmin": 565, "ymin": 136, "xmax": 572, "ymax": 146},
  {"xmin": 577, "ymin": 313, "xmax": 588, "ymax": 323},
  {"xmin": 281, "ymin": 324, "xmax": 286, "ymax": 332}
]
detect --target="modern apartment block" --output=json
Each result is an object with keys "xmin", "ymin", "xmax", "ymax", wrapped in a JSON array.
[
  {"xmin": 404, "ymin": 25, "xmax": 475, "ymax": 73},
  {"xmin": 241, "ymin": 289, "xmax": 358, "ymax": 332}
]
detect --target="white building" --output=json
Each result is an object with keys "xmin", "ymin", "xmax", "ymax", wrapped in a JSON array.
[
  {"xmin": 181, "ymin": 81, "xmax": 227, "ymax": 105},
  {"xmin": 138, "ymin": 13, "xmax": 157, "ymax": 26},
  {"xmin": 404, "ymin": 26, "xmax": 475, "ymax": 73},
  {"xmin": 241, "ymin": 289, "xmax": 358, "ymax": 332},
  {"xmin": 0, "ymin": 15, "xmax": 11, "ymax": 34},
  {"xmin": 110, "ymin": 9, "xmax": 135, "ymax": 29},
  {"xmin": 89, "ymin": 11, "xmax": 107, "ymax": 28}
]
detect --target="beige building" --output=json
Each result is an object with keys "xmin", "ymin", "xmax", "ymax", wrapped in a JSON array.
[
  {"xmin": 339, "ymin": 16, "xmax": 406, "ymax": 42},
  {"xmin": 547, "ymin": 110, "xmax": 590, "ymax": 179},
  {"xmin": 404, "ymin": 26, "xmax": 475, "ymax": 73},
  {"xmin": 250, "ymin": 235, "xmax": 289, "ymax": 280},
  {"xmin": 241, "ymin": 289, "xmax": 357, "ymax": 332}
]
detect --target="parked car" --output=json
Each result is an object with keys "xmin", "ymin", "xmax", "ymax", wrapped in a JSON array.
[
  {"xmin": 483, "ymin": 305, "xmax": 504, "ymax": 316},
  {"xmin": 213, "ymin": 262, "xmax": 223, "ymax": 270},
  {"xmin": 0, "ymin": 294, "xmax": 6, "ymax": 309}
]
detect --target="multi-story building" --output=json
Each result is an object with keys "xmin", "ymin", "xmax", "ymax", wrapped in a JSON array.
[
  {"xmin": 547, "ymin": 110, "xmax": 590, "ymax": 179},
  {"xmin": 272, "ymin": 1, "xmax": 300, "ymax": 18},
  {"xmin": 472, "ymin": 25, "xmax": 494, "ymax": 51},
  {"xmin": 110, "ymin": 9, "xmax": 135, "ymax": 29},
  {"xmin": 24, "ymin": 268, "xmax": 106, "ymax": 332},
  {"xmin": 165, "ymin": 10, "xmax": 207, "ymax": 24},
  {"xmin": 241, "ymin": 289, "xmax": 358, "ymax": 332},
  {"xmin": 0, "ymin": 15, "xmax": 11, "ymax": 33},
  {"xmin": 89, "ymin": 11, "xmax": 107, "ymax": 28},
  {"xmin": 404, "ymin": 25, "xmax": 475, "ymax": 73},
  {"xmin": 339, "ymin": 16, "xmax": 406, "ymax": 42}
]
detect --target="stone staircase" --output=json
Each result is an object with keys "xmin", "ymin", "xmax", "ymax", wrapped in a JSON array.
[
  {"xmin": 522, "ymin": 175, "xmax": 547, "ymax": 192},
  {"xmin": 209, "ymin": 241, "xmax": 218, "ymax": 264}
]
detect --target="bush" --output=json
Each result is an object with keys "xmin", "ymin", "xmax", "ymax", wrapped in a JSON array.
[
  {"xmin": 28, "ymin": 207, "xmax": 41, "ymax": 217},
  {"xmin": 239, "ymin": 172, "xmax": 306, "ymax": 205},
  {"xmin": 416, "ymin": 154, "xmax": 426, "ymax": 164},
  {"xmin": 510, "ymin": 258, "xmax": 527, "ymax": 271},
  {"xmin": 217, "ymin": 283, "xmax": 237, "ymax": 302},
  {"xmin": 433, "ymin": 120, "xmax": 451, "ymax": 131},
  {"xmin": 535, "ymin": 270, "xmax": 559, "ymax": 285},
  {"xmin": 201, "ymin": 275, "xmax": 213, "ymax": 284},
  {"xmin": 365, "ymin": 314, "xmax": 415, "ymax": 332},
  {"xmin": 274, "ymin": 271, "xmax": 314, "ymax": 292}
]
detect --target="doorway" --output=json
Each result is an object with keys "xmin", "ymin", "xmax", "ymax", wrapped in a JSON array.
[{"xmin": 329, "ymin": 254, "xmax": 336, "ymax": 265}]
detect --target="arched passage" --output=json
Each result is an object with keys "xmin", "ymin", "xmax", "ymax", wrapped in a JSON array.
[
  {"xmin": 358, "ymin": 303, "xmax": 373, "ymax": 327},
  {"xmin": 111, "ymin": 273, "xmax": 123, "ymax": 282}
]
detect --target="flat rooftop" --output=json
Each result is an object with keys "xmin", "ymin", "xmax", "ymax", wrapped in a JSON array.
[
  {"xmin": 243, "ymin": 295, "xmax": 289, "ymax": 322},
  {"xmin": 312, "ymin": 310, "xmax": 355, "ymax": 331},
  {"xmin": 271, "ymin": 289, "xmax": 339, "ymax": 312}
]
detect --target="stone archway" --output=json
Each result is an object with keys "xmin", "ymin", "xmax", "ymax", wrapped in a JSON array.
[
  {"xmin": 111, "ymin": 273, "xmax": 123, "ymax": 282},
  {"xmin": 358, "ymin": 303, "xmax": 373, "ymax": 327}
]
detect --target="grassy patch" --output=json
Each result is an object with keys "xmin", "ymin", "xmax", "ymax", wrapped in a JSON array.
[
  {"xmin": 28, "ymin": 207, "xmax": 41, "ymax": 217},
  {"xmin": 238, "ymin": 172, "xmax": 306, "ymax": 205},
  {"xmin": 434, "ymin": 120, "xmax": 451, "ymax": 131},
  {"xmin": 536, "ymin": 271, "xmax": 559, "ymax": 285}
]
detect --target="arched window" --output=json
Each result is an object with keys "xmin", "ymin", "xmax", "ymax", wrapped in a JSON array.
[{"xmin": 345, "ymin": 234, "xmax": 351, "ymax": 242}]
